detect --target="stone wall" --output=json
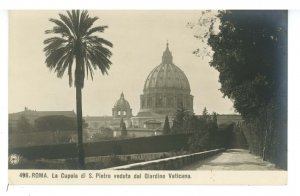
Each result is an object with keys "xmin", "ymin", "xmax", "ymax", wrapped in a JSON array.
[{"xmin": 108, "ymin": 148, "xmax": 225, "ymax": 170}]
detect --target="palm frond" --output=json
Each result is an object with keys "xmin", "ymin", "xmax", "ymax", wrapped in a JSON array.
[
  {"xmin": 45, "ymin": 47, "xmax": 70, "ymax": 69},
  {"xmin": 44, "ymin": 10, "xmax": 113, "ymax": 88},
  {"xmin": 67, "ymin": 10, "xmax": 80, "ymax": 37},
  {"xmin": 85, "ymin": 36, "xmax": 113, "ymax": 48},
  {"xmin": 85, "ymin": 58, "xmax": 94, "ymax": 80},
  {"xmin": 78, "ymin": 10, "xmax": 89, "ymax": 36},
  {"xmin": 86, "ymin": 26, "xmax": 107, "ymax": 36},
  {"xmin": 43, "ymin": 37, "xmax": 68, "ymax": 53},
  {"xmin": 85, "ymin": 46, "xmax": 112, "ymax": 75},
  {"xmin": 47, "ymin": 18, "xmax": 73, "ymax": 37},
  {"xmin": 55, "ymin": 48, "xmax": 73, "ymax": 78},
  {"xmin": 81, "ymin": 16, "xmax": 99, "ymax": 35},
  {"xmin": 59, "ymin": 13, "xmax": 76, "ymax": 37}
]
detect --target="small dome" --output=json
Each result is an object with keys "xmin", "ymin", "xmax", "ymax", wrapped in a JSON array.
[
  {"xmin": 114, "ymin": 92, "xmax": 131, "ymax": 110},
  {"xmin": 143, "ymin": 43, "xmax": 190, "ymax": 92}
]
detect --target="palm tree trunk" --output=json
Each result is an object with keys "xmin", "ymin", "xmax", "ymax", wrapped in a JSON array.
[{"xmin": 76, "ymin": 86, "xmax": 85, "ymax": 169}]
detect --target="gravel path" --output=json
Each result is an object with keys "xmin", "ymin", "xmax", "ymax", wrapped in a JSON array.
[{"xmin": 182, "ymin": 149, "xmax": 279, "ymax": 170}]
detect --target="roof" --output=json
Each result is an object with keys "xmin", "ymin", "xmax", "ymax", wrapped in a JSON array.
[
  {"xmin": 143, "ymin": 43, "xmax": 190, "ymax": 92},
  {"xmin": 34, "ymin": 111, "xmax": 75, "ymax": 117},
  {"xmin": 84, "ymin": 116, "xmax": 114, "ymax": 121},
  {"xmin": 9, "ymin": 109, "xmax": 76, "ymax": 119},
  {"xmin": 135, "ymin": 111, "xmax": 164, "ymax": 118},
  {"xmin": 127, "ymin": 128, "xmax": 163, "ymax": 132},
  {"xmin": 113, "ymin": 92, "xmax": 131, "ymax": 109},
  {"xmin": 144, "ymin": 119, "xmax": 162, "ymax": 124}
]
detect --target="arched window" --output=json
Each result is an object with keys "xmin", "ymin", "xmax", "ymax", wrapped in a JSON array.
[
  {"xmin": 177, "ymin": 97, "xmax": 182, "ymax": 107},
  {"xmin": 157, "ymin": 95, "xmax": 162, "ymax": 107},
  {"xmin": 167, "ymin": 96, "xmax": 173, "ymax": 107},
  {"xmin": 152, "ymin": 96, "xmax": 155, "ymax": 107},
  {"xmin": 163, "ymin": 96, "xmax": 167, "ymax": 107},
  {"xmin": 147, "ymin": 97, "xmax": 151, "ymax": 107}
]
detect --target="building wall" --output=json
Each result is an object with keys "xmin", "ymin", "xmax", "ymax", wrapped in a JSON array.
[
  {"xmin": 84, "ymin": 116, "xmax": 132, "ymax": 130},
  {"xmin": 216, "ymin": 115, "xmax": 243, "ymax": 125},
  {"xmin": 140, "ymin": 89, "xmax": 193, "ymax": 115},
  {"xmin": 113, "ymin": 129, "xmax": 163, "ymax": 138},
  {"xmin": 84, "ymin": 117, "xmax": 114, "ymax": 130}
]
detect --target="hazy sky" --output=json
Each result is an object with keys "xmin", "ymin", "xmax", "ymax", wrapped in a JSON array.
[{"xmin": 9, "ymin": 10, "xmax": 235, "ymax": 116}]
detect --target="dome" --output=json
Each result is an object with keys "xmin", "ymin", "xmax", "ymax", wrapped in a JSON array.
[
  {"xmin": 113, "ymin": 92, "xmax": 131, "ymax": 110},
  {"xmin": 138, "ymin": 43, "xmax": 194, "ymax": 116},
  {"xmin": 143, "ymin": 43, "xmax": 190, "ymax": 93},
  {"xmin": 112, "ymin": 92, "xmax": 132, "ymax": 118}
]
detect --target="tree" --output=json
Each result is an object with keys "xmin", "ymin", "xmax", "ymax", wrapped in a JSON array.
[
  {"xmin": 44, "ymin": 10, "xmax": 113, "ymax": 169},
  {"xmin": 120, "ymin": 118, "xmax": 127, "ymax": 137},
  {"xmin": 208, "ymin": 11, "xmax": 287, "ymax": 120},
  {"xmin": 211, "ymin": 112, "xmax": 217, "ymax": 123},
  {"xmin": 17, "ymin": 115, "xmax": 32, "ymax": 132},
  {"xmin": 171, "ymin": 104, "xmax": 187, "ymax": 134},
  {"xmin": 187, "ymin": 112, "xmax": 225, "ymax": 153},
  {"xmin": 202, "ymin": 107, "xmax": 209, "ymax": 121},
  {"xmin": 163, "ymin": 116, "xmax": 171, "ymax": 134},
  {"xmin": 211, "ymin": 112, "xmax": 218, "ymax": 130},
  {"xmin": 192, "ymin": 10, "xmax": 287, "ymax": 168},
  {"xmin": 202, "ymin": 107, "xmax": 208, "ymax": 116},
  {"xmin": 91, "ymin": 127, "xmax": 114, "ymax": 141},
  {"xmin": 184, "ymin": 114, "xmax": 200, "ymax": 133},
  {"xmin": 34, "ymin": 115, "xmax": 77, "ymax": 131}
]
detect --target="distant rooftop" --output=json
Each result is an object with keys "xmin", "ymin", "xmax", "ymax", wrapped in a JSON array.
[
  {"xmin": 9, "ymin": 107, "xmax": 76, "ymax": 118},
  {"xmin": 84, "ymin": 116, "xmax": 114, "ymax": 121}
]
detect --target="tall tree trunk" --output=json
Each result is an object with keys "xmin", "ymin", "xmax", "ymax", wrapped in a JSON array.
[
  {"xmin": 262, "ymin": 107, "xmax": 270, "ymax": 161},
  {"xmin": 76, "ymin": 86, "xmax": 85, "ymax": 169},
  {"xmin": 262, "ymin": 127, "xmax": 268, "ymax": 160}
]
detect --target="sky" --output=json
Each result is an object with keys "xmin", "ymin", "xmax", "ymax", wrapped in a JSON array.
[{"xmin": 9, "ymin": 10, "xmax": 236, "ymax": 116}]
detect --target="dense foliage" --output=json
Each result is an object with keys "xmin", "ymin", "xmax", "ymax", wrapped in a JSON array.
[
  {"xmin": 90, "ymin": 127, "xmax": 114, "ymax": 141},
  {"xmin": 17, "ymin": 115, "xmax": 32, "ymax": 132},
  {"xmin": 208, "ymin": 11, "xmax": 287, "ymax": 120},
  {"xmin": 171, "ymin": 106, "xmax": 218, "ymax": 134},
  {"xmin": 170, "ymin": 105, "xmax": 229, "ymax": 152},
  {"xmin": 34, "ymin": 115, "xmax": 77, "ymax": 131},
  {"xmin": 10, "ymin": 133, "xmax": 191, "ymax": 161},
  {"xmin": 193, "ymin": 10, "xmax": 287, "ymax": 168}
]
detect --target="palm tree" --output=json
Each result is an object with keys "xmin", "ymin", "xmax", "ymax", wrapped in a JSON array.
[{"xmin": 43, "ymin": 10, "xmax": 113, "ymax": 169}]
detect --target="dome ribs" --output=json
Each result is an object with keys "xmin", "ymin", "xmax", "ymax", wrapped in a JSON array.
[{"xmin": 139, "ymin": 43, "xmax": 194, "ymax": 115}]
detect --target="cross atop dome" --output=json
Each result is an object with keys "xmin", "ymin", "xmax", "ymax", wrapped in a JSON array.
[{"xmin": 162, "ymin": 42, "xmax": 173, "ymax": 64}]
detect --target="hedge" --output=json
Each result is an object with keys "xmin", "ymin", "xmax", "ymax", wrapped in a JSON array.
[{"xmin": 9, "ymin": 133, "xmax": 192, "ymax": 160}]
